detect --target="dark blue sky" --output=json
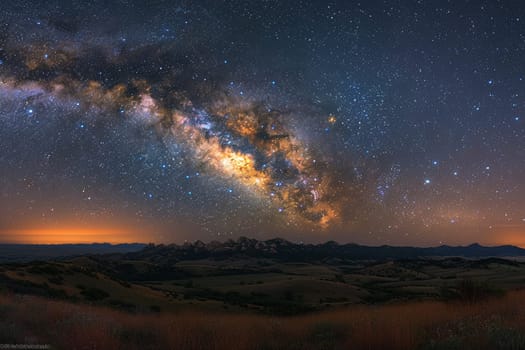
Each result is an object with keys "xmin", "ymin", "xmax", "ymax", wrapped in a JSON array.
[{"xmin": 0, "ymin": 0, "xmax": 524, "ymax": 245}]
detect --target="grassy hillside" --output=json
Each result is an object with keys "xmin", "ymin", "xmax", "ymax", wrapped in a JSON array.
[
  {"xmin": 2, "ymin": 250, "xmax": 525, "ymax": 349},
  {"xmin": 2, "ymin": 290, "xmax": 525, "ymax": 349},
  {"xmin": 0, "ymin": 257, "xmax": 522, "ymax": 314}
]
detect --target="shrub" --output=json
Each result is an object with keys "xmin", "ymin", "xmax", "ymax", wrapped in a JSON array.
[
  {"xmin": 80, "ymin": 287, "xmax": 109, "ymax": 301},
  {"xmin": 456, "ymin": 279, "xmax": 504, "ymax": 303},
  {"xmin": 488, "ymin": 325, "xmax": 525, "ymax": 350},
  {"xmin": 309, "ymin": 321, "xmax": 345, "ymax": 350}
]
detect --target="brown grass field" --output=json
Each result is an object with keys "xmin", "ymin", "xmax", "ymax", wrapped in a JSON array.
[{"xmin": 2, "ymin": 290, "xmax": 525, "ymax": 349}]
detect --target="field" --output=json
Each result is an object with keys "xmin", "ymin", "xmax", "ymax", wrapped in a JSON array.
[
  {"xmin": 2, "ymin": 247, "xmax": 525, "ymax": 349},
  {"xmin": 2, "ymin": 290, "xmax": 525, "ymax": 349},
  {"xmin": 0, "ymin": 256, "xmax": 523, "ymax": 314}
]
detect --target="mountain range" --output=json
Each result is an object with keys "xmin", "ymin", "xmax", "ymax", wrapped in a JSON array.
[{"xmin": 2, "ymin": 238, "xmax": 524, "ymax": 262}]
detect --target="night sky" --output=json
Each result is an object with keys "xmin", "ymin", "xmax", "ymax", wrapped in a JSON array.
[{"xmin": 0, "ymin": 0, "xmax": 524, "ymax": 246}]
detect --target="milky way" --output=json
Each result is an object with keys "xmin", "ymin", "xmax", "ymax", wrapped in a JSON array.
[
  {"xmin": 1, "ymin": 1, "xmax": 524, "ymax": 245},
  {"xmin": 0, "ymin": 26, "xmax": 363, "ymax": 240}
]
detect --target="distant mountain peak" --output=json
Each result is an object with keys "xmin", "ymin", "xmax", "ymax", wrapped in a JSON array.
[
  {"xmin": 3, "ymin": 239, "xmax": 521, "ymax": 264},
  {"xmin": 118, "ymin": 238, "xmax": 525, "ymax": 263}
]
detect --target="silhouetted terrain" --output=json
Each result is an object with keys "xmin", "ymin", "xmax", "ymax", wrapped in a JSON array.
[
  {"xmin": 3, "ymin": 238, "xmax": 524, "ymax": 263},
  {"xmin": 2, "ymin": 238, "xmax": 525, "ymax": 349},
  {"xmin": 0, "ymin": 237, "xmax": 524, "ymax": 315},
  {"xmin": 0, "ymin": 243, "xmax": 146, "ymax": 262},
  {"xmin": 122, "ymin": 237, "xmax": 525, "ymax": 262}
]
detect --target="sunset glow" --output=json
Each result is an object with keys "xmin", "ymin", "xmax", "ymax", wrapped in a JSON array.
[{"xmin": 0, "ymin": 228, "xmax": 142, "ymax": 244}]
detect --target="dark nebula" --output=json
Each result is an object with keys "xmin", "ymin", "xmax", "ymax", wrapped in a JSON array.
[{"xmin": 0, "ymin": 1, "xmax": 524, "ymax": 245}]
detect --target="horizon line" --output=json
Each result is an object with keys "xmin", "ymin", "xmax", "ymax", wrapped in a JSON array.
[{"xmin": 0, "ymin": 239, "xmax": 523, "ymax": 249}]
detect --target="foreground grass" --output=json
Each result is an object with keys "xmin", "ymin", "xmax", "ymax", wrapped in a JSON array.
[{"xmin": 2, "ymin": 290, "xmax": 525, "ymax": 349}]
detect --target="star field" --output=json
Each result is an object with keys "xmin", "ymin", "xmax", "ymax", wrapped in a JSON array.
[{"xmin": 0, "ymin": 0, "xmax": 524, "ymax": 245}]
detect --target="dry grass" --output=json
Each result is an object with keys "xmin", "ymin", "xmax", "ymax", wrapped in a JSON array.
[{"xmin": 2, "ymin": 290, "xmax": 525, "ymax": 349}]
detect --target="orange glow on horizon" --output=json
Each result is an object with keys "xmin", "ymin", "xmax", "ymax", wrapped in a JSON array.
[
  {"xmin": 0, "ymin": 227, "xmax": 144, "ymax": 244},
  {"xmin": 486, "ymin": 225, "xmax": 525, "ymax": 248}
]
